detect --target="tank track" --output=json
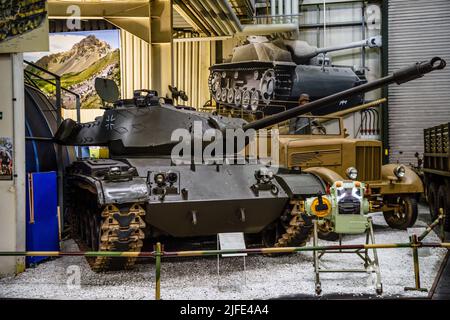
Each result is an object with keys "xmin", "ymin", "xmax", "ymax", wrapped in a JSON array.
[
  {"xmin": 91, "ymin": 204, "xmax": 146, "ymax": 272},
  {"xmin": 274, "ymin": 200, "xmax": 314, "ymax": 248},
  {"xmin": 69, "ymin": 189, "xmax": 146, "ymax": 272}
]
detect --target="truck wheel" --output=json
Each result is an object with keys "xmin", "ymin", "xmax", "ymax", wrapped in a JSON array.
[
  {"xmin": 437, "ymin": 185, "xmax": 450, "ymax": 231},
  {"xmin": 383, "ymin": 196, "xmax": 418, "ymax": 230},
  {"xmin": 427, "ymin": 182, "xmax": 439, "ymax": 221}
]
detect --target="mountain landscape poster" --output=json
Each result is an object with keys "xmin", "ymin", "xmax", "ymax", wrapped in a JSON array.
[{"xmin": 25, "ymin": 29, "xmax": 120, "ymax": 109}]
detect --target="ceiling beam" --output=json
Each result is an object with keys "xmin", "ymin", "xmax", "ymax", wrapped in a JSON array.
[{"xmin": 48, "ymin": 1, "xmax": 150, "ymax": 19}]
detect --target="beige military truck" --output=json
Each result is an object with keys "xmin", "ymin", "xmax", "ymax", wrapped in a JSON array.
[{"xmin": 249, "ymin": 112, "xmax": 423, "ymax": 238}]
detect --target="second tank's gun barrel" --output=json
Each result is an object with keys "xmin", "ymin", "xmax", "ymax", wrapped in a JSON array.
[
  {"xmin": 315, "ymin": 36, "xmax": 382, "ymax": 55},
  {"xmin": 286, "ymin": 36, "xmax": 382, "ymax": 62},
  {"xmin": 243, "ymin": 57, "xmax": 446, "ymax": 131}
]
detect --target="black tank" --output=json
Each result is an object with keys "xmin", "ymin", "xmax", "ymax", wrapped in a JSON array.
[{"xmin": 209, "ymin": 36, "xmax": 382, "ymax": 115}]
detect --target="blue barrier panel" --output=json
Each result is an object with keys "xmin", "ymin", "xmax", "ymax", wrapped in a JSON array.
[{"xmin": 26, "ymin": 171, "xmax": 59, "ymax": 266}]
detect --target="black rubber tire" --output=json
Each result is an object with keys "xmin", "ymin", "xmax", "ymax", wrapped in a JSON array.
[
  {"xmin": 437, "ymin": 185, "xmax": 450, "ymax": 231},
  {"xmin": 427, "ymin": 182, "xmax": 439, "ymax": 221},
  {"xmin": 383, "ymin": 196, "xmax": 418, "ymax": 230}
]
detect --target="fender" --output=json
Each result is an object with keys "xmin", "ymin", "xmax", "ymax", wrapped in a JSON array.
[
  {"xmin": 303, "ymin": 167, "xmax": 345, "ymax": 185},
  {"xmin": 377, "ymin": 164, "xmax": 424, "ymax": 194},
  {"xmin": 70, "ymin": 174, "xmax": 149, "ymax": 206}
]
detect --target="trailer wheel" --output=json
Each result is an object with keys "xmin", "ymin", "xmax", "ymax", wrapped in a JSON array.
[
  {"xmin": 318, "ymin": 221, "xmax": 339, "ymax": 241},
  {"xmin": 318, "ymin": 230, "xmax": 339, "ymax": 241},
  {"xmin": 427, "ymin": 182, "xmax": 439, "ymax": 221},
  {"xmin": 437, "ymin": 185, "xmax": 450, "ymax": 231},
  {"xmin": 383, "ymin": 196, "xmax": 418, "ymax": 229}
]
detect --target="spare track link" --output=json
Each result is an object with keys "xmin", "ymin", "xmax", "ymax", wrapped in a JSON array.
[
  {"xmin": 274, "ymin": 200, "xmax": 313, "ymax": 248},
  {"xmin": 92, "ymin": 203, "xmax": 146, "ymax": 272}
]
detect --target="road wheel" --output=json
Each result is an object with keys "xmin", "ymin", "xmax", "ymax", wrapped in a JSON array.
[
  {"xmin": 383, "ymin": 196, "xmax": 418, "ymax": 230},
  {"xmin": 437, "ymin": 185, "xmax": 450, "ymax": 231},
  {"xmin": 427, "ymin": 182, "xmax": 439, "ymax": 221}
]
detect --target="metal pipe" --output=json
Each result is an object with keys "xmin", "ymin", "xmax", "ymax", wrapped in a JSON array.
[
  {"xmin": 216, "ymin": 0, "xmax": 242, "ymax": 33},
  {"xmin": 361, "ymin": 2, "xmax": 366, "ymax": 70},
  {"xmin": 404, "ymin": 234, "xmax": 428, "ymax": 292},
  {"xmin": 155, "ymin": 242, "xmax": 161, "ymax": 300},
  {"xmin": 202, "ymin": 0, "xmax": 234, "ymax": 35},
  {"xmin": 2, "ymin": 241, "xmax": 450, "ymax": 258},
  {"xmin": 418, "ymin": 212, "xmax": 446, "ymax": 242},
  {"xmin": 292, "ymin": 0, "xmax": 299, "ymax": 25},
  {"xmin": 23, "ymin": 60, "xmax": 60, "ymax": 78},
  {"xmin": 323, "ymin": 0, "xmax": 327, "ymax": 47},
  {"xmin": 55, "ymin": 75, "xmax": 65, "ymax": 232},
  {"xmin": 271, "ymin": 0, "xmax": 276, "ymax": 23},
  {"xmin": 190, "ymin": 0, "xmax": 224, "ymax": 36},
  {"xmin": 237, "ymin": 23, "xmax": 299, "ymax": 36},
  {"xmin": 285, "ymin": 0, "xmax": 291, "ymax": 23},
  {"xmin": 278, "ymin": 0, "xmax": 283, "ymax": 23},
  {"xmin": 173, "ymin": 1, "xmax": 211, "ymax": 36},
  {"xmin": 173, "ymin": 35, "xmax": 232, "ymax": 42},
  {"xmin": 25, "ymin": 137, "xmax": 54, "ymax": 141},
  {"xmin": 181, "ymin": 0, "xmax": 216, "ymax": 36}
]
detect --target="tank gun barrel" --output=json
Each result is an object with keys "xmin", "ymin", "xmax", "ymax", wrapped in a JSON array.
[
  {"xmin": 287, "ymin": 36, "xmax": 382, "ymax": 61},
  {"xmin": 315, "ymin": 36, "xmax": 382, "ymax": 55},
  {"xmin": 243, "ymin": 57, "xmax": 446, "ymax": 131},
  {"xmin": 325, "ymin": 98, "xmax": 387, "ymax": 118}
]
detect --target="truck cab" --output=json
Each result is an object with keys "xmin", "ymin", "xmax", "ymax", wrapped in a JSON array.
[{"xmin": 253, "ymin": 115, "xmax": 424, "ymax": 230}]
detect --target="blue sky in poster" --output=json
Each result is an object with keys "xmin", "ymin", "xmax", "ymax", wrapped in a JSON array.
[{"xmin": 24, "ymin": 29, "xmax": 120, "ymax": 62}]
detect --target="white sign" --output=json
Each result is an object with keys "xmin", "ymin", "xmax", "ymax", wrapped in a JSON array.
[{"xmin": 218, "ymin": 232, "xmax": 247, "ymax": 257}]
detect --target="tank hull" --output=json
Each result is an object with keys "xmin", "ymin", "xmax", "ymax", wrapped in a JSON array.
[{"xmin": 66, "ymin": 158, "xmax": 325, "ymax": 238}]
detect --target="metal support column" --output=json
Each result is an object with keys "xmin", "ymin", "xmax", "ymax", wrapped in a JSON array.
[
  {"xmin": 381, "ymin": 0, "xmax": 389, "ymax": 164},
  {"xmin": 155, "ymin": 242, "xmax": 162, "ymax": 300}
]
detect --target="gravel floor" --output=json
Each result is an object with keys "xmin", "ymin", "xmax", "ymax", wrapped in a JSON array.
[{"xmin": 0, "ymin": 205, "xmax": 447, "ymax": 300}]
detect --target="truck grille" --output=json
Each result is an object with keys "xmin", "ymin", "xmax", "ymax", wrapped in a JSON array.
[{"xmin": 355, "ymin": 146, "xmax": 381, "ymax": 181}]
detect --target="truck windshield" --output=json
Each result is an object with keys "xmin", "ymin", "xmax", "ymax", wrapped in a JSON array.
[{"xmin": 287, "ymin": 116, "xmax": 341, "ymax": 135}]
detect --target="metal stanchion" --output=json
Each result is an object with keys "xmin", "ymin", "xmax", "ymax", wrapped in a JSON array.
[
  {"xmin": 155, "ymin": 242, "xmax": 162, "ymax": 300},
  {"xmin": 405, "ymin": 234, "xmax": 427, "ymax": 292},
  {"xmin": 418, "ymin": 209, "xmax": 445, "ymax": 242}
]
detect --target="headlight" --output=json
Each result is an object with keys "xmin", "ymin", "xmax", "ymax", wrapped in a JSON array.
[
  {"xmin": 394, "ymin": 165, "xmax": 406, "ymax": 179},
  {"xmin": 154, "ymin": 173, "xmax": 166, "ymax": 185},
  {"xmin": 346, "ymin": 167, "xmax": 358, "ymax": 180},
  {"xmin": 167, "ymin": 171, "xmax": 178, "ymax": 184}
]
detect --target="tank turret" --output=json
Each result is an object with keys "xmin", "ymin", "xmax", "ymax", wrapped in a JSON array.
[
  {"xmin": 55, "ymin": 57, "xmax": 445, "ymax": 156},
  {"xmin": 209, "ymin": 36, "xmax": 382, "ymax": 115},
  {"xmin": 230, "ymin": 35, "xmax": 381, "ymax": 65}
]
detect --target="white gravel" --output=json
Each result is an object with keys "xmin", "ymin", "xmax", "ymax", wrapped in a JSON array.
[{"xmin": 0, "ymin": 207, "xmax": 447, "ymax": 300}]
